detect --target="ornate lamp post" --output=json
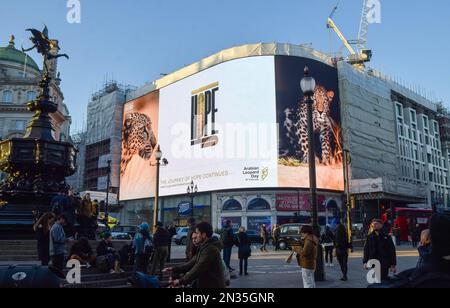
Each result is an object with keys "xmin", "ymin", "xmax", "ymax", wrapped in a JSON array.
[
  {"xmin": 105, "ymin": 160, "xmax": 111, "ymax": 229},
  {"xmin": 187, "ymin": 181, "xmax": 198, "ymax": 219},
  {"xmin": 300, "ymin": 66, "xmax": 325, "ymax": 281},
  {"xmin": 152, "ymin": 145, "xmax": 168, "ymax": 231}
]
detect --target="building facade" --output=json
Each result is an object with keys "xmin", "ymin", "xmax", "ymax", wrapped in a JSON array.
[
  {"xmin": 117, "ymin": 43, "xmax": 449, "ymax": 231},
  {"xmin": 83, "ymin": 81, "xmax": 136, "ymax": 194}
]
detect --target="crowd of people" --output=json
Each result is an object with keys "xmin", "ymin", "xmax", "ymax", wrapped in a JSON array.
[{"xmin": 33, "ymin": 200, "xmax": 450, "ymax": 289}]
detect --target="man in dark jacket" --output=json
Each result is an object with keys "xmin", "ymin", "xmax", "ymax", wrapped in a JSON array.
[
  {"xmin": 167, "ymin": 224, "xmax": 177, "ymax": 262},
  {"xmin": 222, "ymin": 220, "xmax": 235, "ymax": 271},
  {"xmin": 165, "ymin": 222, "xmax": 225, "ymax": 289},
  {"xmin": 363, "ymin": 219, "xmax": 397, "ymax": 282},
  {"xmin": 369, "ymin": 214, "xmax": 450, "ymax": 288},
  {"xmin": 151, "ymin": 222, "xmax": 170, "ymax": 279}
]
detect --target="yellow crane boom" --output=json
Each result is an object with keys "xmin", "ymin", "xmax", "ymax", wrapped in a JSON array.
[{"xmin": 327, "ymin": 17, "xmax": 357, "ymax": 56}]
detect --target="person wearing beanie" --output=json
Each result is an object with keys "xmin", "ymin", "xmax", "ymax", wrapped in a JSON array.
[{"xmin": 134, "ymin": 222, "xmax": 153, "ymax": 273}]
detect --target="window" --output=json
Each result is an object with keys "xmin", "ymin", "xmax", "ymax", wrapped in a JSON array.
[
  {"xmin": 2, "ymin": 90, "xmax": 13, "ymax": 103},
  {"xmin": 396, "ymin": 103, "xmax": 403, "ymax": 117},
  {"xmin": 26, "ymin": 91, "xmax": 36, "ymax": 101},
  {"xmin": 13, "ymin": 120, "xmax": 26, "ymax": 131},
  {"xmin": 247, "ymin": 198, "xmax": 271, "ymax": 211},
  {"xmin": 423, "ymin": 116, "xmax": 429, "ymax": 128},
  {"xmin": 286, "ymin": 226, "xmax": 301, "ymax": 236},
  {"xmin": 222, "ymin": 199, "xmax": 242, "ymax": 211},
  {"xmin": 410, "ymin": 110, "xmax": 417, "ymax": 123}
]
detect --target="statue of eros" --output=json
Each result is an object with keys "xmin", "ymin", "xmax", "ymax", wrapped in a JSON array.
[{"xmin": 21, "ymin": 26, "xmax": 69, "ymax": 74}]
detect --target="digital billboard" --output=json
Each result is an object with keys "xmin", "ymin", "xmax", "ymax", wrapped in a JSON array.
[
  {"xmin": 119, "ymin": 91, "xmax": 159, "ymax": 201},
  {"xmin": 119, "ymin": 55, "xmax": 344, "ymax": 201},
  {"xmin": 276, "ymin": 56, "xmax": 344, "ymax": 191},
  {"xmin": 158, "ymin": 56, "xmax": 278, "ymax": 197}
]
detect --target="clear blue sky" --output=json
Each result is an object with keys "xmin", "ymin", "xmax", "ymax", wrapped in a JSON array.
[{"xmin": 2, "ymin": 0, "xmax": 450, "ymax": 134}]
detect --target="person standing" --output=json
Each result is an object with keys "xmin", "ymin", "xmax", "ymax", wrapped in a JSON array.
[
  {"xmin": 408, "ymin": 218, "xmax": 418, "ymax": 248},
  {"xmin": 164, "ymin": 222, "xmax": 225, "ymax": 289},
  {"xmin": 321, "ymin": 225, "xmax": 335, "ymax": 267},
  {"xmin": 299, "ymin": 225, "xmax": 319, "ymax": 288},
  {"xmin": 151, "ymin": 222, "xmax": 170, "ymax": 280},
  {"xmin": 260, "ymin": 224, "xmax": 269, "ymax": 252},
  {"xmin": 335, "ymin": 223, "xmax": 351, "ymax": 281},
  {"xmin": 272, "ymin": 224, "xmax": 281, "ymax": 251},
  {"xmin": 49, "ymin": 214, "xmax": 69, "ymax": 272},
  {"xmin": 221, "ymin": 220, "xmax": 235, "ymax": 271},
  {"xmin": 185, "ymin": 218, "xmax": 196, "ymax": 261},
  {"xmin": 237, "ymin": 227, "xmax": 251, "ymax": 276},
  {"xmin": 167, "ymin": 224, "xmax": 177, "ymax": 262},
  {"xmin": 133, "ymin": 222, "xmax": 153, "ymax": 274},
  {"xmin": 34, "ymin": 213, "xmax": 55, "ymax": 266},
  {"xmin": 79, "ymin": 193, "xmax": 93, "ymax": 238},
  {"xmin": 363, "ymin": 219, "xmax": 397, "ymax": 282}
]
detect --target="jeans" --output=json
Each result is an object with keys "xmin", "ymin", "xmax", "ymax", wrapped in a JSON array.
[
  {"xmin": 151, "ymin": 246, "xmax": 168, "ymax": 278},
  {"xmin": 324, "ymin": 246, "xmax": 334, "ymax": 263},
  {"xmin": 336, "ymin": 248, "xmax": 348, "ymax": 278},
  {"xmin": 239, "ymin": 258, "xmax": 248, "ymax": 275},
  {"xmin": 260, "ymin": 238, "xmax": 267, "ymax": 251},
  {"xmin": 223, "ymin": 246, "xmax": 233, "ymax": 270},
  {"xmin": 301, "ymin": 268, "xmax": 316, "ymax": 288}
]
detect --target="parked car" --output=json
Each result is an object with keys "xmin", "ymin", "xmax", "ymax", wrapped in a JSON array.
[
  {"xmin": 278, "ymin": 223, "xmax": 309, "ymax": 250},
  {"xmin": 234, "ymin": 229, "xmax": 261, "ymax": 243},
  {"xmin": 111, "ymin": 225, "xmax": 138, "ymax": 239},
  {"xmin": 175, "ymin": 227, "xmax": 220, "ymax": 245},
  {"xmin": 174, "ymin": 227, "xmax": 190, "ymax": 245}
]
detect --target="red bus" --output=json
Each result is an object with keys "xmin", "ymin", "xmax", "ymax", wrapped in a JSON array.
[{"xmin": 390, "ymin": 208, "xmax": 433, "ymax": 242}]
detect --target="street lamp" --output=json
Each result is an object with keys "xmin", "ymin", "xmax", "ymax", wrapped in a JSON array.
[
  {"xmin": 187, "ymin": 181, "xmax": 198, "ymax": 219},
  {"xmin": 152, "ymin": 145, "xmax": 168, "ymax": 231},
  {"xmin": 300, "ymin": 66, "xmax": 325, "ymax": 281},
  {"xmin": 105, "ymin": 160, "xmax": 111, "ymax": 230}
]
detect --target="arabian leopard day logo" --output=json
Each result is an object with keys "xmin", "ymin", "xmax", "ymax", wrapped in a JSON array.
[{"xmin": 191, "ymin": 82, "xmax": 219, "ymax": 148}]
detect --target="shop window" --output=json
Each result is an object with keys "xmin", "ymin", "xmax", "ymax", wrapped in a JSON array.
[
  {"xmin": 247, "ymin": 198, "xmax": 271, "ymax": 211},
  {"xmin": 222, "ymin": 199, "xmax": 242, "ymax": 211}
]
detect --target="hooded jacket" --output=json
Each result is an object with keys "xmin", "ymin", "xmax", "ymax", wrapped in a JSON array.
[
  {"xmin": 173, "ymin": 237, "xmax": 226, "ymax": 289},
  {"xmin": 300, "ymin": 234, "xmax": 319, "ymax": 270}
]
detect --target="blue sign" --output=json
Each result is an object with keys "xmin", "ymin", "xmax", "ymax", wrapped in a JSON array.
[{"xmin": 177, "ymin": 201, "xmax": 193, "ymax": 217}]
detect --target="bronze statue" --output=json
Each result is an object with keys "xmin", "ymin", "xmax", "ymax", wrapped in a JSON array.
[{"xmin": 22, "ymin": 26, "xmax": 69, "ymax": 74}]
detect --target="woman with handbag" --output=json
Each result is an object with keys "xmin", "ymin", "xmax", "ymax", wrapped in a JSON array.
[{"xmin": 237, "ymin": 227, "xmax": 251, "ymax": 276}]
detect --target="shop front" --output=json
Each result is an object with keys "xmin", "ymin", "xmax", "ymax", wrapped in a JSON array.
[{"xmin": 215, "ymin": 190, "xmax": 343, "ymax": 232}]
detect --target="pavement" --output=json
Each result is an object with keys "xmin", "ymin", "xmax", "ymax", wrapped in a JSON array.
[
  {"xmin": 229, "ymin": 244, "xmax": 419, "ymax": 288},
  {"xmin": 0, "ymin": 242, "xmax": 420, "ymax": 288}
]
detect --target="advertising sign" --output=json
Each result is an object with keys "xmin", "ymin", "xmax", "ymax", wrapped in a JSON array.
[
  {"xmin": 119, "ymin": 91, "xmax": 159, "ymax": 201},
  {"xmin": 276, "ymin": 56, "xmax": 344, "ymax": 191},
  {"xmin": 158, "ymin": 56, "xmax": 278, "ymax": 197},
  {"xmin": 119, "ymin": 55, "xmax": 344, "ymax": 201}
]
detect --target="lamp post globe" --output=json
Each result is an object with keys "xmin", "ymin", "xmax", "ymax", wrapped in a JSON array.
[{"xmin": 300, "ymin": 66, "xmax": 316, "ymax": 97}]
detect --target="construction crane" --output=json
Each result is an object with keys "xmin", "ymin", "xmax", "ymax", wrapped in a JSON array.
[{"xmin": 327, "ymin": 1, "xmax": 372, "ymax": 70}]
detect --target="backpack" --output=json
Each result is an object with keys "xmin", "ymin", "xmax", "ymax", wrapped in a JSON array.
[{"xmin": 144, "ymin": 237, "xmax": 154, "ymax": 255}]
